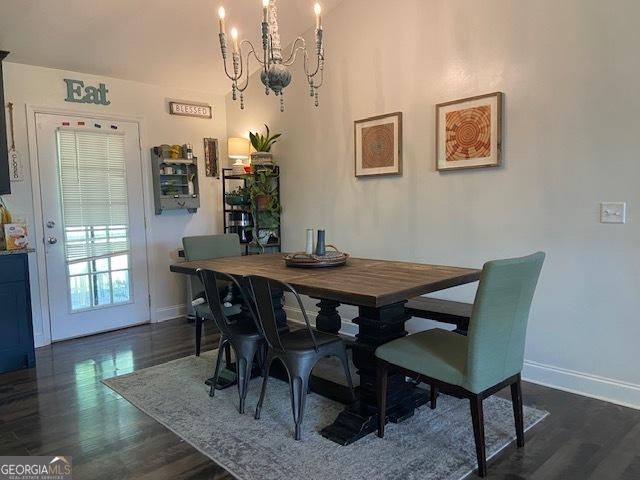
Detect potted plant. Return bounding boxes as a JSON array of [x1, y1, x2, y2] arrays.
[[249, 124, 281, 165], [225, 186, 249, 206], [247, 167, 281, 250]]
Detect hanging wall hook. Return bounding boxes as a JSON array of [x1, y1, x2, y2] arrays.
[[7, 102, 16, 151]]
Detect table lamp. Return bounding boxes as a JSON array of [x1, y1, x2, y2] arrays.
[[228, 137, 250, 175]]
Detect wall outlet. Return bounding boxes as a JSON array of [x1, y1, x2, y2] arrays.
[[600, 202, 626, 224]]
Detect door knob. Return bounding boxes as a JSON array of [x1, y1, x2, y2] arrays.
[[46, 221, 56, 228], [47, 236, 58, 245]]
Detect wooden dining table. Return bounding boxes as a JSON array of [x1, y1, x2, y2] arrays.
[[170, 252, 480, 445]]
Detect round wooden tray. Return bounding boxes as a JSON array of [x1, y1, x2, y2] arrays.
[[284, 246, 349, 268]]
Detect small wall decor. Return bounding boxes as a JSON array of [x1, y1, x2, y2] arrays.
[[203, 138, 220, 178], [64, 79, 110, 105], [6, 103, 24, 183], [169, 101, 212, 119], [151, 145, 200, 214], [436, 92, 503, 171], [354, 112, 402, 177]]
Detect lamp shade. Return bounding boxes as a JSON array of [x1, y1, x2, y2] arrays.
[[228, 137, 250, 159]]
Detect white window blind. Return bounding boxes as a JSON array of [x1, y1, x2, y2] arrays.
[[57, 129, 130, 263]]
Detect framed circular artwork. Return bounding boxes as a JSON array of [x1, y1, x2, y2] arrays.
[[436, 92, 503, 171], [354, 112, 402, 177]]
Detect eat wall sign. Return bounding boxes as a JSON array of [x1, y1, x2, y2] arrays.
[[64, 79, 110, 105]]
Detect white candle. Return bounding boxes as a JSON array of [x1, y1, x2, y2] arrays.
[[305, 229, 315, 255], [218, 6, 226, 34], [262, 0, 269, 23], [314, 3, 322, 30], [231, 27, 239, 53]]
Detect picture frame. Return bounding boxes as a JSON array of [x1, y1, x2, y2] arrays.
[[436, 92, 503, 172], [203, 138, 219, 178], [354, 112, 402, 177]]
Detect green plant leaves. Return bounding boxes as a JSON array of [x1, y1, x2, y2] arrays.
[[248, 125, 282, 152], [247, 166, 281, 233]]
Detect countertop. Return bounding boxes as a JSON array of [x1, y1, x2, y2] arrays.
[[0, 248, 35, 256]]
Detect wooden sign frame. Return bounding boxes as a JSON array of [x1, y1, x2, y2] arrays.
[[169, 102, 212, 119]]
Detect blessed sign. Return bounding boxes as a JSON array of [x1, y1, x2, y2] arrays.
[[169, 102, 212, 119]]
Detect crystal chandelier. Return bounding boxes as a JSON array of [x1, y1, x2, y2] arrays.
[[217, 0, 324, 112]]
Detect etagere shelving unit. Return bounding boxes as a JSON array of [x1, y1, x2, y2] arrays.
[[222, 165, 281, 255]]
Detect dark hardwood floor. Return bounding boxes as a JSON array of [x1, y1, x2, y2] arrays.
[[0, 318, 638, 479]]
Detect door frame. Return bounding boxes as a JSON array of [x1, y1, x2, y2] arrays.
[[26, 105, 154, 346]]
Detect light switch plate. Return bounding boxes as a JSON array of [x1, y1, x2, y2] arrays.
[[600, 202, 626, 224]]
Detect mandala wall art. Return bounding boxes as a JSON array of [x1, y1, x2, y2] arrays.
[[354, 112, 402, 177], [436, 92, 503, 171]]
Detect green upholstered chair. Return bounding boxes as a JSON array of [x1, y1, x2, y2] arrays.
[[375, 252, 545, 478], [182, 234, 242, 356]]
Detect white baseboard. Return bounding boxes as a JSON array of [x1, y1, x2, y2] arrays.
[[33, 332, 47, 348], [283, 305, 640, 410], [522, 360, 640, 410], [154, 304, 187, 323]]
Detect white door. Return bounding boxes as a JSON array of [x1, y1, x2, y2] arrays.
[[35, 113, 150, 341]]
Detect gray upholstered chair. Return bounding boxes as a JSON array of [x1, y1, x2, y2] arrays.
[[375, 252, 545, 477], [182, 234, 242, 356]]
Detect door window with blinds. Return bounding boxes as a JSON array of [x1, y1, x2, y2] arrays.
[[56, 129, 132, 311]]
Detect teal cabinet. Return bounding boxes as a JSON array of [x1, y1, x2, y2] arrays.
[[0, 253, 35, 372]]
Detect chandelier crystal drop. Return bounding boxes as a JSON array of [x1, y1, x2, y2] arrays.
[[217, 0, 325, 112]]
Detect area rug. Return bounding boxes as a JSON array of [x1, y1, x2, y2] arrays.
[[103, 351, 547, 480]]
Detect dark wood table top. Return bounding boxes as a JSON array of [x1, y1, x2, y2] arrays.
[[170, 253, 480, 308]]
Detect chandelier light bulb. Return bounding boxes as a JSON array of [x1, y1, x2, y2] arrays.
[[230, 27, 239, 52], [218, 6, 226, 35], [262, 0, 269, 8], [314, 3, 322, 30]]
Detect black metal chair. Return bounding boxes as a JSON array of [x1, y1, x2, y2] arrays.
[[248, 275, 355, 440], [197, 268, 265, 414], [183, 234, 242, 356]]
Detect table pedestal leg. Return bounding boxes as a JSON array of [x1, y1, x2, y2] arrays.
[[271, 288, 288, 329], [320, 301, 428, 445], [314, 298, 342, 334]]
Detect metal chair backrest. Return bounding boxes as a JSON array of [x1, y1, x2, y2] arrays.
[[196, 268, 261, 336], [247, 275, 319, 353]]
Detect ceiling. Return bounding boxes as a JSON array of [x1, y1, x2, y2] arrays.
[[0, 0, 342, 94]]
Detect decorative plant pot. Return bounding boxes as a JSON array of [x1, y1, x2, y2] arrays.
[[225, 194, 249, 206], [255, 194, 271, 210], [250, 152, 273, 165]]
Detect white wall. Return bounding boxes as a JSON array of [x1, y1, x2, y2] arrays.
[[3, 62, 227, 346], [226, 0, 640, 408]]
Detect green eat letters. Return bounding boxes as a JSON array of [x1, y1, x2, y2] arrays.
[[64, 79, 110, 105]]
